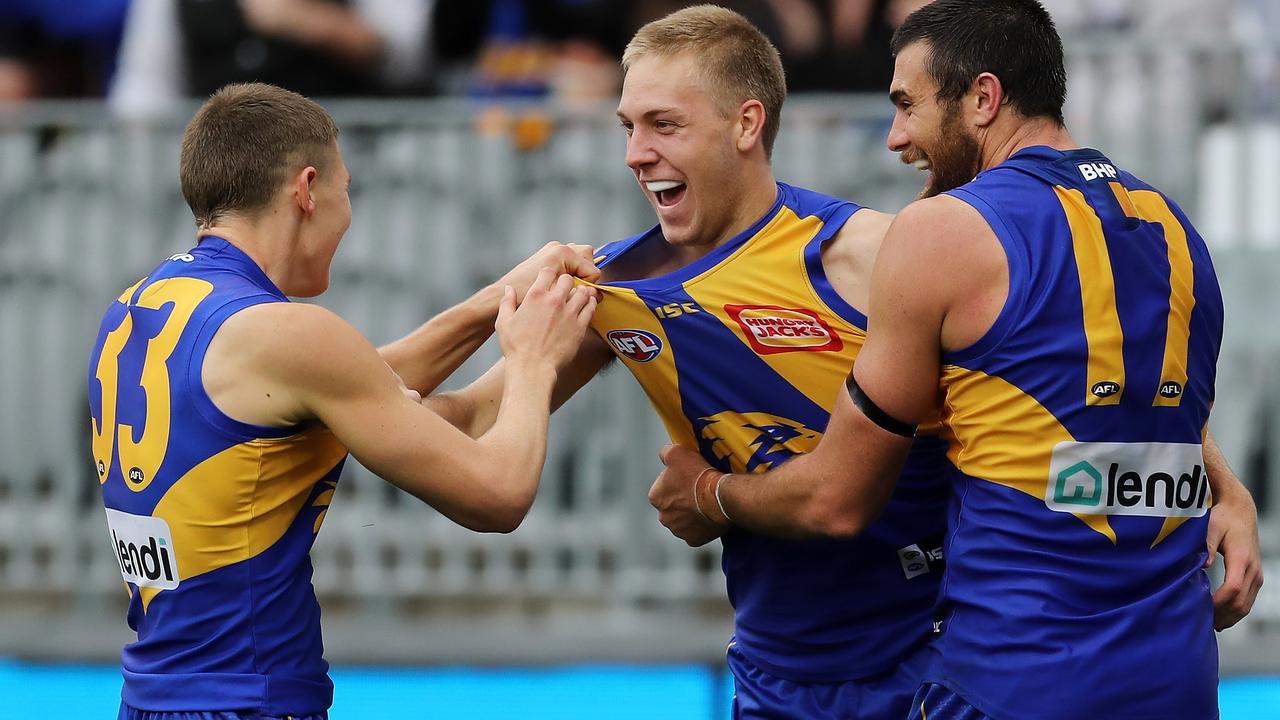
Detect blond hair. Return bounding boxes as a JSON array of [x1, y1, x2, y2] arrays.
[[623, 5, 786, 158], [180, 83, 340, 229]]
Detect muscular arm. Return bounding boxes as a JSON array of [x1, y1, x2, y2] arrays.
[[207, 273, 595, 533], [1203, 432, 1264, 630], [652, 197, 1006, 542], [427, 331, 615, 438], [379, 242, 600, 395]]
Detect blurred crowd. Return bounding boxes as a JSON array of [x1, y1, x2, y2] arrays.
[[0, 0, 1274, 117]]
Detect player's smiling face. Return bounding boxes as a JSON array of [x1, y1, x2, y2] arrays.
[[618, 52, 742, 250], [886, 41, 981, 198]]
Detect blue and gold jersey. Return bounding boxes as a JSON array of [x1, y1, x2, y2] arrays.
[[87, 237, 348, 714], [590, 183, 950, 682], [929, 147, 1223, 719]]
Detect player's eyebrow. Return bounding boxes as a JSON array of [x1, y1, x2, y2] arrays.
[[616, 107, 679, 120]]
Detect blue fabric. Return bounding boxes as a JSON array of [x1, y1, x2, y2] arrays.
[[728, 639, 934, 719], [119, 704, 326, 720], [907, 683, 990, 720]]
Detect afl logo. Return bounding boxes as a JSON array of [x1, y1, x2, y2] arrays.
[[606, 329, 663, 362], [1159, 381, 1184, 399], [1091, 381, 1121, 399]]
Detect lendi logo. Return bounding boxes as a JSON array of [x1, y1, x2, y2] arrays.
[[1046, 441, 1209, 518], [104, 508, 180, 589]]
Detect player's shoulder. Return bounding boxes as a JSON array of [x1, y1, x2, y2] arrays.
[[878, 195, 1003, 287], [214, 301, 369, 379], [891, 194, 990, 250]]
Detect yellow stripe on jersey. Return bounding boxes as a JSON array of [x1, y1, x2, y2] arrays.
[[940, 366, 1116, 543], [586, 282, 698, 449], [139, 428, 346, 611], [1055, 187, 1125, 407], [1129, 190, 1196, 409], [690, 207, 864, 414]]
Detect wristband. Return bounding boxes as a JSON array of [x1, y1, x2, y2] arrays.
[[693, 468, 731, 528]]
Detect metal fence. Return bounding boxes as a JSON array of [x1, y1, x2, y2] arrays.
[[1, 38, 1279, 668]]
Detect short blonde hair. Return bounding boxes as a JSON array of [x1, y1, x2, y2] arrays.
[[623, 5, 786, 158]]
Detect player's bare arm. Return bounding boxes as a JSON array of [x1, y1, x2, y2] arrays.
[[1203, 432, 1265, 630], [426, 333, 615, 439], [380, 242, 600, 394], [205, 268, 596, 532], [426, 259, 638, 437], [651, 195, 1006, 543]]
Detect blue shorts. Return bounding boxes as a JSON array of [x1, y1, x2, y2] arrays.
[[907, 683, 991, 720], [727, 640, 933, 719], [119, 705, 326, 720]]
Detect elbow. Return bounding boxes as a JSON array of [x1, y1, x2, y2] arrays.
[[462, 486, 536, 534], [801, 490, 879, 540], [807, 506, 872, 540]]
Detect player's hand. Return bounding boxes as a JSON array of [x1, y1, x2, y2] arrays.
[[499, 242, 601, 301], [649, 444, 725, 547], [495, 268, 597, 370], [1206, 486, 1264, 631]]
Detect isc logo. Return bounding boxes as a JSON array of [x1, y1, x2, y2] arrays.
[[1078, 162, 1118, 181], [606, 329, 663, 362], [104, 508, 181, 590]]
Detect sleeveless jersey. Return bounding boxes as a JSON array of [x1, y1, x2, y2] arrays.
[[589, 182, 950, 682], [928, 147, 1224, 719], [87, 237, 348, 714]]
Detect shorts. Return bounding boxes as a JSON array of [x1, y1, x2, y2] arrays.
[[118, 705, 326, 720], [727, 639, 933, 719], [907, 683, 992, 720]]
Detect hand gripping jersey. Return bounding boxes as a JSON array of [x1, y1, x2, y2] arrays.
[[928, 147, 1224, 720], [589, 183, 950, 682], [87, 237, 348, 714]]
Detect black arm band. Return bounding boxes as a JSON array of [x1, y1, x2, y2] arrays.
[[845, 373, 917, 438]]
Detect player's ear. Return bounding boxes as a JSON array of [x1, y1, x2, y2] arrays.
[[971, 72, 1003, 128], [736, 99, 766, 154], [290, 166, 319, 215]]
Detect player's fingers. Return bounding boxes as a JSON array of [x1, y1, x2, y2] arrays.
[[564, 285, 590, 315], [529, 267, 556, 295], [497, 285, 516, 324], [566, 244, 602, 281], [577, 294, 598, 325], [551, 272, 576, 300], [648, 472, 665, 507], [1204, 520, 1226, 568]]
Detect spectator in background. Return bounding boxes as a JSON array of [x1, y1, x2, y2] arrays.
[[0, 0, 129, 100], [109, 0, 434, 119], [752, 0, 932, 93], [432, 0, 630, 103]]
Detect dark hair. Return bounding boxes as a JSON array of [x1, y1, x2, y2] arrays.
[[891, 0, 1066, 125], [180, 83, 340, 228]]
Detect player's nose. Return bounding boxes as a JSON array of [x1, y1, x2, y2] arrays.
[[625, 130, 659, 170], [886, 111, 909, 152]]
